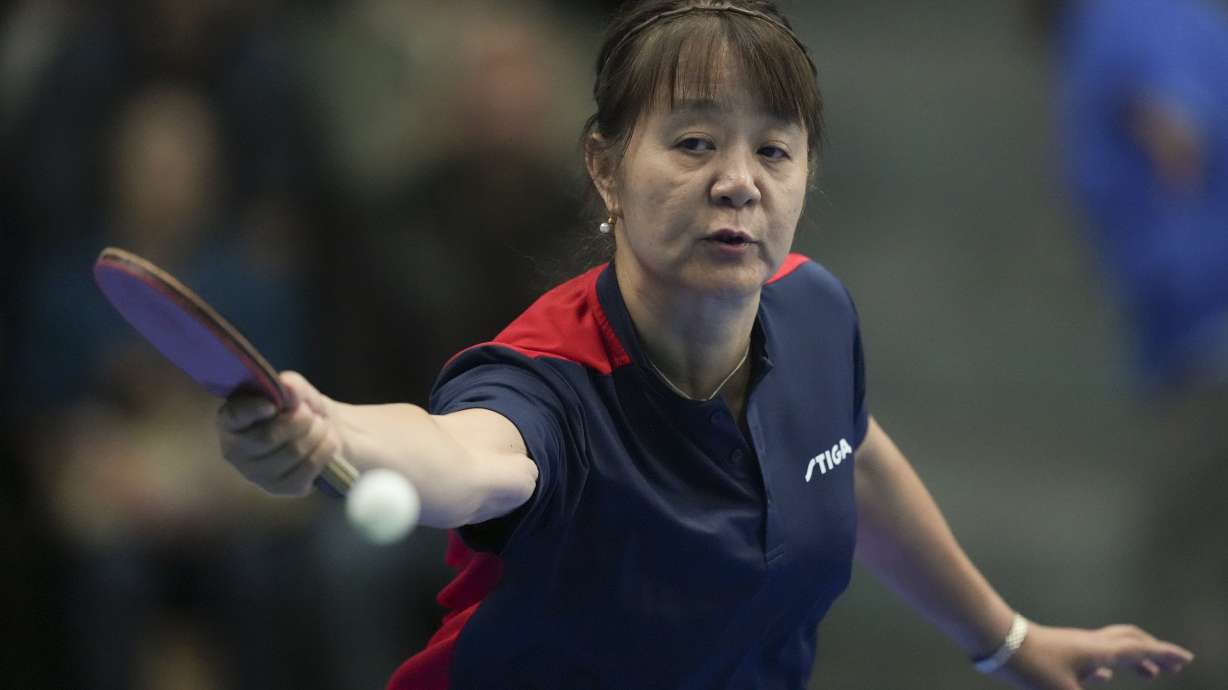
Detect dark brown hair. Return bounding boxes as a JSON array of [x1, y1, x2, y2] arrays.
[[584, 0, 823, 172]]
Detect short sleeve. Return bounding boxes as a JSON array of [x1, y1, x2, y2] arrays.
[[852, 322, 868, 447], [429, 346, 576, 553], [842, 286, 869, 447]]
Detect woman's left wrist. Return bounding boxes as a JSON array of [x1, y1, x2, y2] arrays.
[[971, 612, 1030, 674]]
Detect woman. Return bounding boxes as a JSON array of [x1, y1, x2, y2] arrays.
[[218, 1, 1194, 688]]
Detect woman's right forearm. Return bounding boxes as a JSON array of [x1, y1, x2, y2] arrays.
[[217, 373, 536, 526], [328, 401, 537, 528]]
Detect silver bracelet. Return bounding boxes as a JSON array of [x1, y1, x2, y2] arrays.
[[973, 613, 1029, 674]]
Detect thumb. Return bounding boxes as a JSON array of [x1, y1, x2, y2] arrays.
[[278, 370, 329, 415]]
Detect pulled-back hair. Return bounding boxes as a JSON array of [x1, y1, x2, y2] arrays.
[[584, 0, 823, 170]]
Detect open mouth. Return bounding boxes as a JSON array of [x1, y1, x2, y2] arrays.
[[707, 229, 754, 246]]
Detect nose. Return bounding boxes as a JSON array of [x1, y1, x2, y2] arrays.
[[710, 151, 761, 209]]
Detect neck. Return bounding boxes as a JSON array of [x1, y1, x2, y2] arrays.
[[615, 259, 759, 402]]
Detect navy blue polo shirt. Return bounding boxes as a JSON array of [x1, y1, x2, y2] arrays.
[[388, 254, 868, 690]]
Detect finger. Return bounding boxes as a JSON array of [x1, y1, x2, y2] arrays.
[[284, 407, 331, 469], [221, 404, 320, 477], [245, 409, 330, 486], [279, 370, 305, 409], [1081, 666, 1113, 685], [225, 429, 304, 485], [237, 445, 308, 486], [280, 370, 329, 416], [1160, 643, 1194, 668], [1135, 659, 1160, 679], [222, 399, 318, 457], [1103, 624, 1188, 659], [217, 396, 278, 432], [269, 416, 335, 495], [1109, 639, 1195, 672], [1102, 624, 1146, 638], [271, 450, 323, 496]]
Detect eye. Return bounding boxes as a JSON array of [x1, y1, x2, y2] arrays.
[[676, 137, 714, 153], [759, 145, 790, 161]]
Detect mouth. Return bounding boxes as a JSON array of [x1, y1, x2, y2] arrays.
[[704, 229, 756, 247]]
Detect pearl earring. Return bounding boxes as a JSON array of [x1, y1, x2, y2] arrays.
[[598, 216, 615, 234]]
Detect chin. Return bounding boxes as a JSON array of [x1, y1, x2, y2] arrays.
[[684, 261, 770, 299]]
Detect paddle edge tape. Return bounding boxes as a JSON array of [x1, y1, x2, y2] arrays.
[[93, 247, 358, 498], [93, 246, 288, 408]]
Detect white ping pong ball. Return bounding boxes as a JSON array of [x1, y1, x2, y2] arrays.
[[346, 469, 420, 545]]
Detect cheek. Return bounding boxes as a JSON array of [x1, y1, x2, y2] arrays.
[[788, 197, 806, 228], [623, 160, 692, 226], [773, 179, 807, 231]]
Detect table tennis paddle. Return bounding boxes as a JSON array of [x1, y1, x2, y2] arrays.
[[93, 246, 357, 498]]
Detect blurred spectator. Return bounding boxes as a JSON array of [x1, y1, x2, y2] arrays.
[[1039, 2, 1228, 685], [0, 3, 84, 685], [314, 1, 589, 404], [22, 81, 321, 690], [300, 5, 591, 688], [351, 18, 583, 399], [5, 1, 591, 687], [2, 2, 333, 687], [1049, 0, 1228, 395], [298, 0, 592, 212]]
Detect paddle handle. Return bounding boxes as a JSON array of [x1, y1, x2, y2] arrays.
[[315, 455, 360, 498]]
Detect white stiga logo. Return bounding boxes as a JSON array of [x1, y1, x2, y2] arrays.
[[805, 439, 853, 482]]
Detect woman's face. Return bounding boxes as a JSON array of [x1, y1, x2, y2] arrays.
[[600, 66, 810, 300]]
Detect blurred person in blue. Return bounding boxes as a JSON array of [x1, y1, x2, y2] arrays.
[[1051, 0, 1228, 394], [1035, 3, 1228, 686]]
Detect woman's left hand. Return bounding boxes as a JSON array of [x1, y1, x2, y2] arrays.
[[993, 622, 1193, 689]]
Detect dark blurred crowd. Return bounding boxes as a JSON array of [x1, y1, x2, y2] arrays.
[[2, 0, 1226, 689], [0, 1, 613, 688]]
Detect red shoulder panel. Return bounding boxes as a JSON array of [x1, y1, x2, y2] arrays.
[[390, 267, 635, 688], [446, 264, 632, 375], [385, 533, 504, 690], [766, 253, 811, 284]]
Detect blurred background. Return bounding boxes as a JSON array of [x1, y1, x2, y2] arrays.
[[1, 0, 1224, 688]]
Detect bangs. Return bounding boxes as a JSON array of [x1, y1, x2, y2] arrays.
[[609, 12, 822, 157]]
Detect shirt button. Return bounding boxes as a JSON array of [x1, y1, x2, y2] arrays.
[[729, 449, 745, 464], [709, 410, 727, 425]]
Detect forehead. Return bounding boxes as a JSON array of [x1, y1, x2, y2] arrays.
[[627, 20, 814, 136], [632, 55, 803, 139]]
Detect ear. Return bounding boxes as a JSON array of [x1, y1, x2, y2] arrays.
[[584, 133, 620, 216]]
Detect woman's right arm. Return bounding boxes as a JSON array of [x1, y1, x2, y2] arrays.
[[217, 371, 539, 529]]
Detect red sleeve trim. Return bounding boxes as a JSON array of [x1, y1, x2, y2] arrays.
[[442, 264, 631, 375], [385, 533, 504, 690], [766, 253, 811, 284]]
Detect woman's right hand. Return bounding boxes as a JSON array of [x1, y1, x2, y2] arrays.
[[216, 371, 343, 496], [218, 370, 538, 527]]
